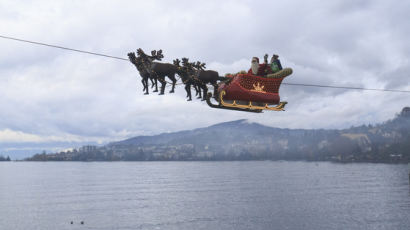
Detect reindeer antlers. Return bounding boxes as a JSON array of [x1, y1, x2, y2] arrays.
[[136, 48, 164, 61], [181, 57, 190, 65], [195, 61, 206, 70], [127, 52, 137, 63], [132, 49, 208, 70], [179, 58, 207, 70], [173, 58, 181, 66], [191, 61, 206, 70], [150, 49, 164, 60]]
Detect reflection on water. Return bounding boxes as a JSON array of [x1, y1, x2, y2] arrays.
[[1, 161, 409, 230]]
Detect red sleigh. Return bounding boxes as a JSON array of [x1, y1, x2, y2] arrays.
[[206, 68, 293, 113]]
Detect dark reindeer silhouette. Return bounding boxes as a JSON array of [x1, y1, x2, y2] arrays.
[[182, 58, 204, 99], [137, 48, 177, 95], [186, 60, 223, 100], [174, 58, 200, 101], [128, 52, 154, 95]]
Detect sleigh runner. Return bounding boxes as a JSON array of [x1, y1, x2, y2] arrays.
[[206, 68, 293, 113]]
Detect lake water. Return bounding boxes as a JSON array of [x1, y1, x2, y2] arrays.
[[0, 161, 409, 230]]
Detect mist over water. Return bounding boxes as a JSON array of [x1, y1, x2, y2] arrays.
[[1, 161, 409, 230]]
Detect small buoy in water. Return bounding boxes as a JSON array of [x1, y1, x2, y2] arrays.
[[70, 221, 73, 224], [81, 221, 84, 225]]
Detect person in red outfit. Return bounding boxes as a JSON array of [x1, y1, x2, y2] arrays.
[[248, 55, 272, 76]]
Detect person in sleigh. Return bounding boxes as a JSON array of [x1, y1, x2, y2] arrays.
[[248, 54, 272, 77], [270, 54, 283, 73]]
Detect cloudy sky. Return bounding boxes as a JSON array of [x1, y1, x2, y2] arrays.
[[1, 0, 409, 158]]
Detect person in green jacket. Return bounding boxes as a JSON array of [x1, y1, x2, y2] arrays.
[[270, 54, 283, 73]]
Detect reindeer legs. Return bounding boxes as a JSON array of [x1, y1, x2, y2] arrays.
[[153, 78, 158, 92], [169, 74, 176, 93], [158, 77, 166, 95], [212, 84, 218, 99], [202, 86, 208, 101], [142, 79, 149, 95], [185, 83, 192, 101], [150, 78, 155, 88], [196, 85, 202, 99], [194, 85, 201, 97]]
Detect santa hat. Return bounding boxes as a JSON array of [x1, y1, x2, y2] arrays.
[[252, 57, 259, 63]]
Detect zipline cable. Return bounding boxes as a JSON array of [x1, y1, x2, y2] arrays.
[[281, 83, 410, 93], [0, 35, 128, 61], [1, 35, 410, 93]]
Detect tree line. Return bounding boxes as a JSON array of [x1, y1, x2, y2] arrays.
[[0, 155, 11, 161]]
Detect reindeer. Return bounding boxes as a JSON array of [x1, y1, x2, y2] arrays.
[[174, 58, 200, 101], [137, 48, 177, 95], [187, 60, 223, 100], [181, 58, 204, 99], [128, 52, 154, 95]]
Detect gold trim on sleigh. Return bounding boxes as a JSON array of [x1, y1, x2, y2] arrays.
[[250, 82, 266, 93], [219, 90, 287, 111]]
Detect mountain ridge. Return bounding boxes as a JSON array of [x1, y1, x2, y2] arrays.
[[27, 107, 410, 163]]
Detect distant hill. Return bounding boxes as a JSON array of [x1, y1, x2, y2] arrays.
[[27, 107, 410, 163], [0, 155, 11, 161]]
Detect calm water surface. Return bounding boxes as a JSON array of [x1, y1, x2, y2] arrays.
[[0, 161, 409, 230]]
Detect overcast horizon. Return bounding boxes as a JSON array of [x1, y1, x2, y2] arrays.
[[1, 0, 410, 158]]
